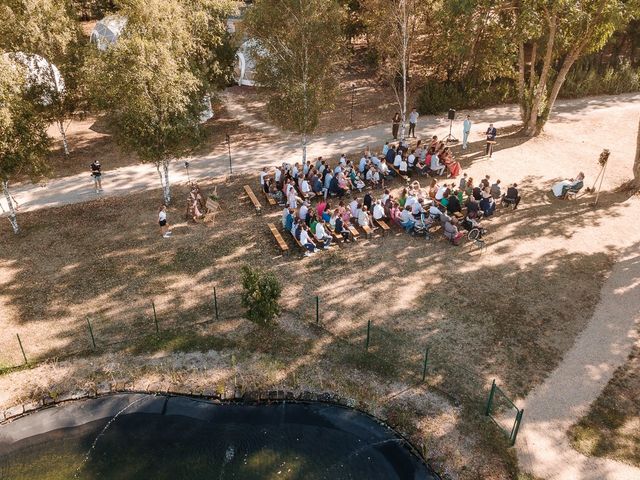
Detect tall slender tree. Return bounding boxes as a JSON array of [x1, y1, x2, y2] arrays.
[[244, 0, 343, 162], [0, 57, 50, 234]]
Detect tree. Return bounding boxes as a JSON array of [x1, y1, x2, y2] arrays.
[[516, 0, 639, 136], [244, 0, 343, 162], [363, 0, 422, 139], [86, 0, 232, 204], [0, 0, 84, 155], [0, 57, 50, 234], [240, 265, 282, 325]]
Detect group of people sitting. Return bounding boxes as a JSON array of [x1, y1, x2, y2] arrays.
[[277, 165, 522, 251], [384, 136, 462, 178], [551, 172, 585, 199]]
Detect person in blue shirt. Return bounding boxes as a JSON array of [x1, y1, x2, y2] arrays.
[[462, 115, 472, 150]]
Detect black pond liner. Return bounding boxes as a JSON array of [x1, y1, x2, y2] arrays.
[[0, 393, 441, 480]]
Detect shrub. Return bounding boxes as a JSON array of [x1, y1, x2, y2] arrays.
[[417, 79, 516, 115], [240, 265, 282, 325], [560, 60, 640, 98]]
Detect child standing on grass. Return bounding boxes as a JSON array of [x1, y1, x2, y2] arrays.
[[159, 205, 172, 238]]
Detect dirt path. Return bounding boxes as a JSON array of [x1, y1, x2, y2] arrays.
[[2, 91, 637, 215], [514, 243, 640, 480]]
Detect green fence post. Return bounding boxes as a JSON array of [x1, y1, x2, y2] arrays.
[[213, 287, 219, 321], [510, 409, 524, 446], [485, 379, 496, 416], [365, 320, 371, 350], [315, 296, 319, 325], [86, 318, 96, 349], [16, 333, 27, 365], [152, 300, 159, 334], [421, 346, 430, 382]]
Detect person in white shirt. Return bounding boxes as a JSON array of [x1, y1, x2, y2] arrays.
[[340, 154, 347, 165], [299, 202, 309, 220], [301, 179, 312, 196], [381, 189, 390, 205], [287, 189, 298, 209], [430, 150, 445, 176], [429, 204, 442, 219], [365, 168, 374, 182], [358, 206, 371, 227], [314, 220, 332, 248], [399, 206, 415, 232], [399, 158, 408, 174], [373, 201, 385, 220], [299, 225, 317, 255], [260, 167, 268, 188], [407, 151, 416, 168], [281, 207, 289, 227], [394, 153, 402, 168], [158, 204, 171, 238], [349, 198, 359, 219], [462, 115, 472, 149], [379, 161, 390, 178], [292, 163, 299, 179], [405, 194, 417, 209], [371, 154, 381, 167], [435, 185, 447, 201], [274, 167, 282, 186], [411, 198, 425, 217], [372, 169, 381, 186], [408, 108, 419, 138]]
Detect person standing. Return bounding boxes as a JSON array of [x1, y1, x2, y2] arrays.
[[408, 108, 419, 138], [485, 123, 497, 155], [158, 204, 172, 238], [391, 112, 401, 139], [462, 115, 472, 150], [90, 160, 103, 193]]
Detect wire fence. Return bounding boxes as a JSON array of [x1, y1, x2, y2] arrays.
[[2, 290, 524, 445]]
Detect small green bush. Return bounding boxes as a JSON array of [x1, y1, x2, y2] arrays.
[[417, 79, 516, 114], [240, 265, 282, 325], [560, 60, 640, 98]]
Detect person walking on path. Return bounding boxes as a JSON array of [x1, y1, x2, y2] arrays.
[[408, 108, 419, 138], [391, 112, 401, 140], [462, 115, 472, 149], [90, 160, 103, 193], [158, 204, 172, 238]]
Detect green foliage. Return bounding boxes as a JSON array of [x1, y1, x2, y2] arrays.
[[561, 60, 640, 98], [244, 0, 343, 138], [0, 57, 50, 183], [417, 79, 516, 115], [240, 265, 282, 326]]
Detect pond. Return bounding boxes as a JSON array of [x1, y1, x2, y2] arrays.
[[0, 394, 440, 479]]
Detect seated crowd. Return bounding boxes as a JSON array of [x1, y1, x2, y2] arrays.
[[260, 141, 522, 252]]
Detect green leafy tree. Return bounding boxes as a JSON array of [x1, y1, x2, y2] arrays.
[[0, 0, 84, 155], [86, 0, 233, 204], [240, 265, 282, 325], [0, 57, 50, 234], [516, 0, 640, 136], [244, 0, 343, 162]]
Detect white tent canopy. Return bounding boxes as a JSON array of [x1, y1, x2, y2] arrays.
[[90, 15, 127, 51], [3, 52, 65, 105]]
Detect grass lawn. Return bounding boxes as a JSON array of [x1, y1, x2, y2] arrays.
[[569, 344, 640, 467], [1, 166, 624, 479]]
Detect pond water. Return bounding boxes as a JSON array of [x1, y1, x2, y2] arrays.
[[0, 394, 439, 479]]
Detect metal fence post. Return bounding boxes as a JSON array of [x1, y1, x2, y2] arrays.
[[86, 318, 96, 349], [422, 346, 430, 382], [365, 320, 371, 350], [315, 296, 319, 325], [213, 287, 219, 321], [510, 409, 524, 446], [152, 300, 159, 334], [485, 379, 496, 416], [16, 334, 27, 365]]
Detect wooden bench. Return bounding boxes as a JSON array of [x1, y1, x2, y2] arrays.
[[374, 218, 391, 236], [268, 223, 289, 253], [389, 164, 410, 183], [347, 225, 360, 238], [203, 198, 220, 223], [244, 185, 262, 214], [262, 188, 277, 206], [361, 224, 373, 238], [325, 224, 343, 245]]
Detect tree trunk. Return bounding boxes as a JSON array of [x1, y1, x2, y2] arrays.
[[57, 119, 70, 156], [634, 115, 640, 187], [525, 16, 556, 136], [400, 0, 408, 140], [162, 160, 171, 205], [518, 42, 526, 121], [2, 181, 20, 234]]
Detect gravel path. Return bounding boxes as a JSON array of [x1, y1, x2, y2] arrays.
[[514, 243, 640, 480], [2, 91, 637, 215]]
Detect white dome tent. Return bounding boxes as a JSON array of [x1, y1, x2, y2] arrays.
[[90, 15, 127, 52], [233, 39, 258, 87], [3, 52, 65, 105], [89, 15, 212, 122]]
